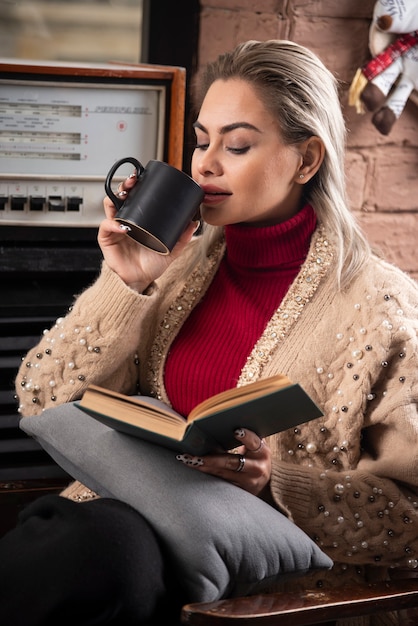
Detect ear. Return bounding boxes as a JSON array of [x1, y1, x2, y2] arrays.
[[295, 136, 325, 184]]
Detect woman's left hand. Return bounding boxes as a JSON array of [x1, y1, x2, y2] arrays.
[[176, 428, 271, 496]]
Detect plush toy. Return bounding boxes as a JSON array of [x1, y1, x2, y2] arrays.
[[349, 0, 418, 135]]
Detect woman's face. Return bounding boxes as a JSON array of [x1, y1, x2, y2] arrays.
[[191, 78, 305, 227]]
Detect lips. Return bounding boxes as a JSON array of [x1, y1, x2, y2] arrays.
[[200, 185, 231, 204]]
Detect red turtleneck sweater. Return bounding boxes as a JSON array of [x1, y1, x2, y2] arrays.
[[164, 204, 317, 416]]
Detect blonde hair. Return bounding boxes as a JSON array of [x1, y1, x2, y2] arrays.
[[190, 39, 371, 289]]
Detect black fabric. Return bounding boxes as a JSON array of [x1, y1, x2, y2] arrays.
[[0, 495, 184, 626]]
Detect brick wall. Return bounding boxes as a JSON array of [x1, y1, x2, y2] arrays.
[[198, 0, 418, 279]]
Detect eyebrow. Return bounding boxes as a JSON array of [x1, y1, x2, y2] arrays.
[[193, 120, 262, 134]]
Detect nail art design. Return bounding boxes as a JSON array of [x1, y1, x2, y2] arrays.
[[234, 428, 245, 438], [176, 454, 204, 466]]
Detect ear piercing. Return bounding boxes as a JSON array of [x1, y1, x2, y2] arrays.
[[299, 174, 305, 179]]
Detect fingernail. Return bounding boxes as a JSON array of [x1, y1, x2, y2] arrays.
[[119, 224, 132, 232], [176, 454, 204, 466], [234, 428, 245, 438], [129, 172, 136, 179]]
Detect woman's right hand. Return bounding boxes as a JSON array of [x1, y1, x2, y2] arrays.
[[99, 174, 199, 293]]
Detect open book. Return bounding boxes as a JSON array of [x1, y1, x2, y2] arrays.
[[76, 374, 323, 455]]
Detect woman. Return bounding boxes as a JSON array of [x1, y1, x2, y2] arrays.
[[5, 40, 418, 625]]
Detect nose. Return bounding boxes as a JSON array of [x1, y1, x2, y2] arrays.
[[376, 14, 392, 31], [194, 147, 222, 177]]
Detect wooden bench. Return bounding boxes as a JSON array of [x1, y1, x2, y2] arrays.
[[181, 576, 418, 625]]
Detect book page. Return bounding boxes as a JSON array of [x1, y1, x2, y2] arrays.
[[188, 373, 291, 421], [82, 386, 186, 422]]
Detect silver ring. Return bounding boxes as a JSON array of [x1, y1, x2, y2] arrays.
[[235, 455, 245, 473]]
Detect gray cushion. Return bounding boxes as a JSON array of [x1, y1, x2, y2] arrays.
[[21, 402, 332, 602]]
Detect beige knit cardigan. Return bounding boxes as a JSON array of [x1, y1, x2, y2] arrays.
[[17, 227, 418, 625]]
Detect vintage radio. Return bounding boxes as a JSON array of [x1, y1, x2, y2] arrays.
[[0, 59, 185, 228], [0, 59, 186, 490]]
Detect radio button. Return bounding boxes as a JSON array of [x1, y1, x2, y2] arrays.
[[67, 196, 83, 212], [10, 196, 26, 211], [48, 196, 65, 211], [30, 196, 45, 211]]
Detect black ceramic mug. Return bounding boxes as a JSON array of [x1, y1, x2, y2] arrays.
[[105, 157, 204, 254]]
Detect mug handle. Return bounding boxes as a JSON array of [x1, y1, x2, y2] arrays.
[[104, 157, 145, 209]]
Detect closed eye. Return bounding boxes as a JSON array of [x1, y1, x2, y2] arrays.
[[194, 144, 250, 155], [227, 146, 250, 155]]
